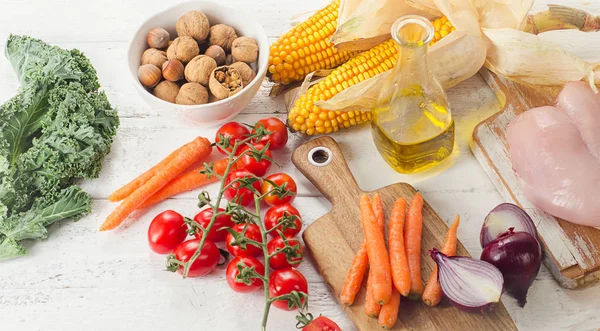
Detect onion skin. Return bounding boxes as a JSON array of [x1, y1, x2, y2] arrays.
[[480, 203, 537, 248], [480, 229, 541, 307]]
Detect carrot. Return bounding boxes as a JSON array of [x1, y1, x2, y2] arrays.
[[139, 158, 232, 209], [364, 269, 381, 317], [340, 194, 385, 305], [378, 289, 401, 328], [405, 193, 424, 300], [108, 143, 191, 202], [422, 214, 460, 307], [100, 137, 212, 231], [360, 194, 392, 305], [389, 197, 411, 297]]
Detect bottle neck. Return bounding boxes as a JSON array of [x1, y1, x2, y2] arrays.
[[396, 43, 431, 86]]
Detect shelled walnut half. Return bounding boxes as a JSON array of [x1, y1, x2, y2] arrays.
[[209, 66, 243, 100]]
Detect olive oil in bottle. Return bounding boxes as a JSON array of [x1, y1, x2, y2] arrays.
[[371, 16, 454, 174]]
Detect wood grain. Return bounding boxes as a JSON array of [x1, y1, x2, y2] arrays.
[[471, 68, 600, 289], [293, 136, 516, 331]]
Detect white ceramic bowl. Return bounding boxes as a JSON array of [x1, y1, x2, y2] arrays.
[[128, 1, 268, 126]]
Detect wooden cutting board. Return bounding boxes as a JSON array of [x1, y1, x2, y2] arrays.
[[471, 69, 600, 289], [293, 136, 516, 331]]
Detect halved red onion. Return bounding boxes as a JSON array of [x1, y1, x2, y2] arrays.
[[431, 249, 504, 313], [480, 203, 537, 248]]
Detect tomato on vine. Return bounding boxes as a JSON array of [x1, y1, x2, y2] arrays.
[[236, 143, 273, 177], [224, 169, 262, 207], [193, 208, 234, 242], [226, 256, 265, 293], [265, 204, 302, 237], [147, 210, 187, 254], [226, 223, 263, 257], [215, 121, 250, 155], [269, 268, 308, 310], [170, 239, 220, 278], [268, 236, 303, 269], [297, 313, 342, 331], [262, 173, 297, 206], [252, 117, 288, 150]]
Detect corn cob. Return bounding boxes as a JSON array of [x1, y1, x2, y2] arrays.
[[288, 17, 454, 135], [430, 16, 456, 46], [268, 0, 358, 85]]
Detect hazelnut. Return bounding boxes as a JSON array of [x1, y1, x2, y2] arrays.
[[176, 11, 210, 42], [167, 36, 200, 63], [205, 45, 226, 66], [209, 66, 243, 100], [141, 48, 167, 68], [184, 55, 217, 86], [147, 28, 170, 49], [176, 82, 209, 105], [231, 37, 258, 63], [153, 80, 180, 103], [162, 59, 184, 82], [209, 24, 238, 52], [229, 62, 256, 87], [138, 64, 162, 87]]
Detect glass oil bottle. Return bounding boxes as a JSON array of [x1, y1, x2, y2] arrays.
[[371, 15, 454, 174]]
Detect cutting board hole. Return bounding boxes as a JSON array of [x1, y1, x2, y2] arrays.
[[309, 147, 332, 166]]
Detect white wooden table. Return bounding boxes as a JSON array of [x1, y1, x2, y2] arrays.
[[1, 1, 600, 330]]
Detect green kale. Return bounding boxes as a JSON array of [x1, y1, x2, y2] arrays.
[[0, 35, 119, 260]]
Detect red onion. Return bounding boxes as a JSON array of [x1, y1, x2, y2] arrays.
[[480, 228, 541, 307], [480, 203, 537, 248], [430, 249, 504, 313]]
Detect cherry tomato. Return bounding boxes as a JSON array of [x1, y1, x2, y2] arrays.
[[268, 236, 303, 269], [193, 208, 234, 242], [265, 204, 302, 238], [147, 210, 187, 254], [224, 169, 262, 207], [226, 256, 265, 293], [269, 268, 308, 310], [226, 223, 263, 257], [236, 143, 273, 177], [261, 173, 297, 206], [172, 239, 220, 277], [252, 117, 288, 150], [301, 315, 342, 331], [215, 121, 250, 155]]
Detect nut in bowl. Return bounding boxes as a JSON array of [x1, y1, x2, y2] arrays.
[[128, 1, 268, 126]]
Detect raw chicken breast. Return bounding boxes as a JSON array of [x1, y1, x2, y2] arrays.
[[507, 103, 600, 227]]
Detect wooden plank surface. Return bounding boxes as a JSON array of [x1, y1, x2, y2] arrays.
[[471, 69, 600, 289], [295, 137, 516, 330]]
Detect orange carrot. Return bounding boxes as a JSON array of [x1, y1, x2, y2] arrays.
[[108, 143, 191, 202], [389, 198, 411, 297], [378, 289, 401, 328], [100, 137, 212, 231], [139, 158, 232, 209], [365, 269, 381, 317], [405, 193, 424, 300], [360, 194, 392, 305], [340, 194, 385, 305], [422, 214, 460, 306]]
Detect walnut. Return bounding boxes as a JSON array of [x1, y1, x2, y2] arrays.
[[147, 28, 170, 49], [153, 81, 180, 103], [176, 82, 209, 105], [141, 48, 167, 68], [231, 37, 258, 63], [229, 62, 256, 87], [208, 92, 219, 103], [167, 36, 200, 63], [209, 66, 243, 100], [208, 24, 238, 52], [176, 11, 210, 42], [184, 55, 217, 86], [205, 45, 226, 66]]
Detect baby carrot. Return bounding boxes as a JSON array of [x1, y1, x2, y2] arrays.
[[100, 137, 212, 231], [108, 143, 192, 202], [365, 269, 381, 317], [422, 215, 460, 307], [139, 158, 232, 209], [378, 289, 401, 328], [389, 197, 411, 297], [361, 194, 392, 305], [405, 193, 424, 300], [340, 194, 385, 305]]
